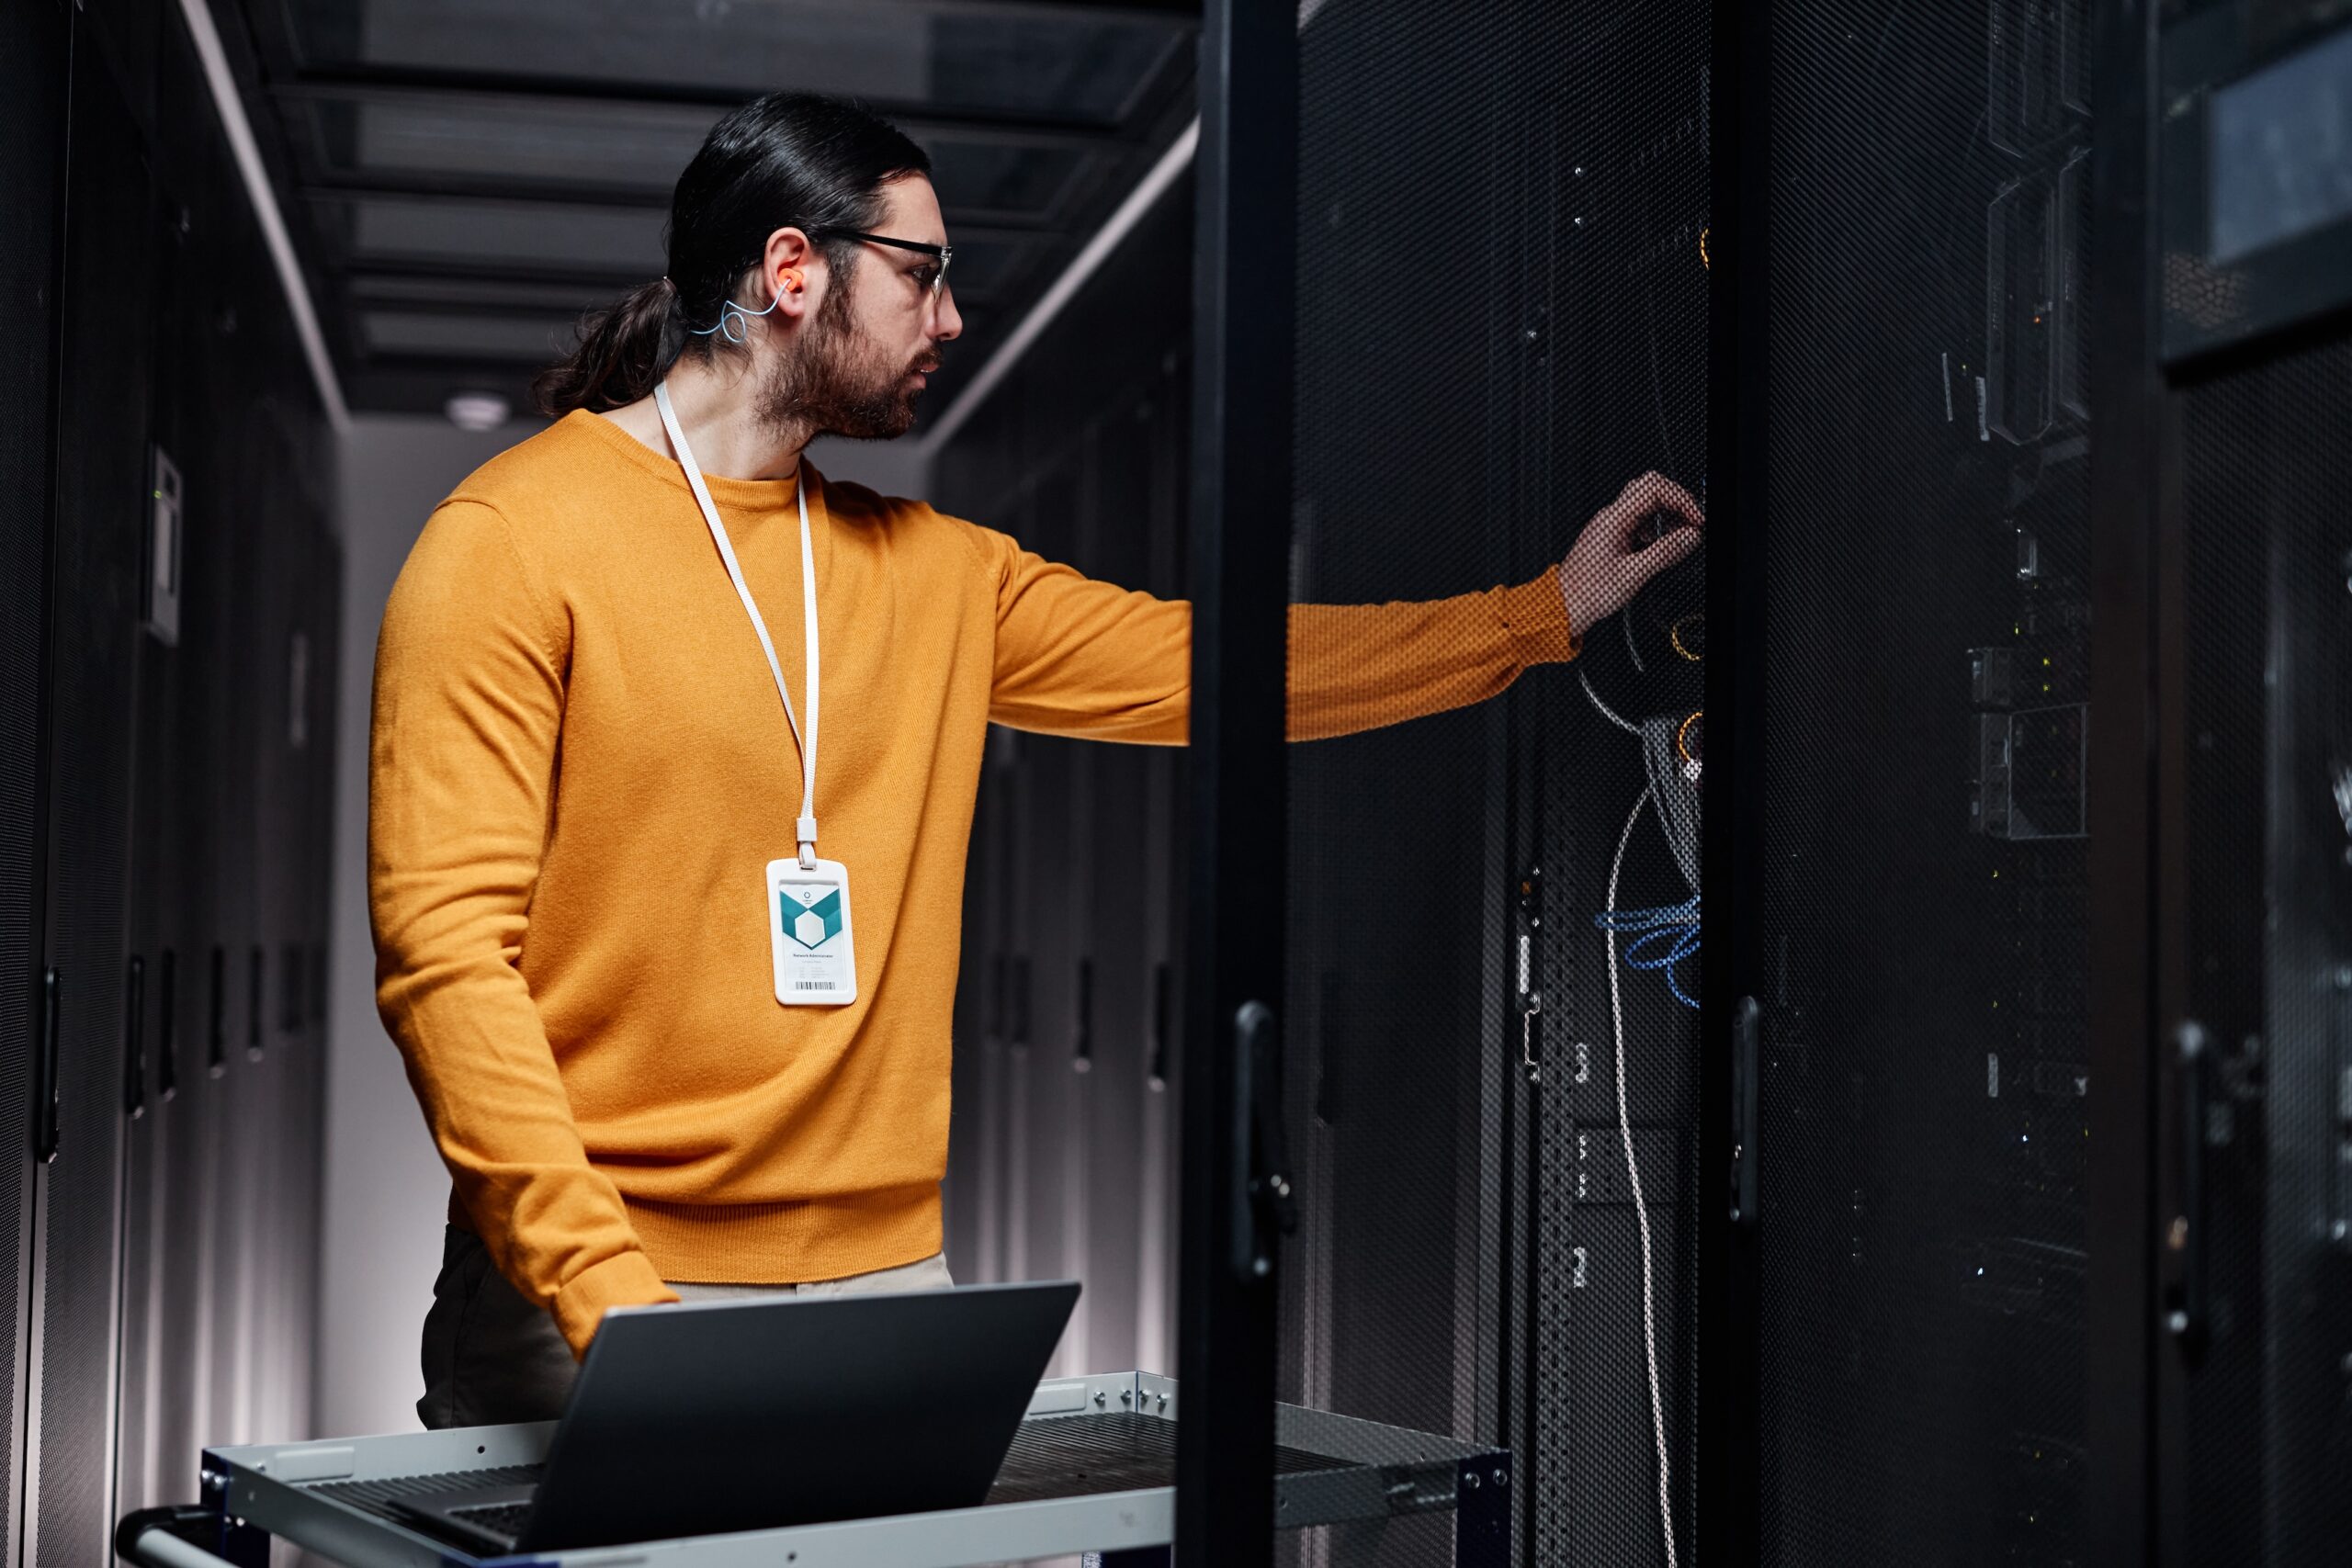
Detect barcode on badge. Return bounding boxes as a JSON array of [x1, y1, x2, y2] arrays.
[[793, 979, 837, 992]]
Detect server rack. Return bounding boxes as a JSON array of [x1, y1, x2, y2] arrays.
[[1071, 399, 1160, 1382], [0, 0, 68, 1555], [31, 34, 158, 1568], [934, 0, 2352, 1562], [935, 168, 1196, 1395], [9, 3, 341, 1562], [2149, 8, 2352, 1568], [1178, 1, 1718, 1563], [1719, 1, 2109, 1563], [1527, 11, 1711, 1566]]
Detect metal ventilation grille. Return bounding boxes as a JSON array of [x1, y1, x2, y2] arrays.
[[308, 1465, 548, 1528], [1755, 2, 2094, 1563]]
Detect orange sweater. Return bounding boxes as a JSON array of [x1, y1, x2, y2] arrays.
[[370, 409, 1579, 1356]]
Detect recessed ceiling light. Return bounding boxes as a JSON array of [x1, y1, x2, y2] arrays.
[[444, 391, 511, 431]]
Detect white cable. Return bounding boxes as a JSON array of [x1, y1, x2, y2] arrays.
[[1581, 667, 1642, 735], [1606, 784, 1678, 1568]]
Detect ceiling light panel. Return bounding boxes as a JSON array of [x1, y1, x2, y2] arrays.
[[283, 0, 1182, 124], [315, 193, 665, 271]]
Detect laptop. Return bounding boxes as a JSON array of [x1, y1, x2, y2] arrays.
[[392, 1279, 1080, 1555]]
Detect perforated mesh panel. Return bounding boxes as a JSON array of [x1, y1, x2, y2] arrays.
[[1281, 5, 1527, 1560], [1754, 4, 2094, 1563], [2177, 334, 2352, 1568], [1531, 9, 1710, 1563], [1283, 3, 1706, 1565]]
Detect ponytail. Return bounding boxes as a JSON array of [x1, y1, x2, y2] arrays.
[[531, 276, 682, 417]]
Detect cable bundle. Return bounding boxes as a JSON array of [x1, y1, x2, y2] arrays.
[[1593, 896, 1700, 1009]]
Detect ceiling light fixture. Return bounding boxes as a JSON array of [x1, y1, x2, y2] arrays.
[[444, 391, 512, 432]]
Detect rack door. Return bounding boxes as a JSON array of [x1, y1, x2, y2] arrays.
[[1724, 2, 2115, 1564]]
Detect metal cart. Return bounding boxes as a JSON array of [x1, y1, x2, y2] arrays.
[[117, 1371, 1511, 1568]]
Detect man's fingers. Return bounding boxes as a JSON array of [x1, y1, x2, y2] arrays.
[[1597, 471, 1705, 545], [1620, 470, 1704, 528], [1631, 521, 1702, 575]]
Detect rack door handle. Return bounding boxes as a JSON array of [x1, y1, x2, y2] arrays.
[[35, 969, 61, 1163], [157, 948, 178, 1100], [246, 945, 265, 1062], [2166, 1021, 2211, 1354], [1148, 962, 1171, 1092], [1731, 995, 1759, 1228], [124, 954, 146, 1120], [1230, 999, 1295, 1282]]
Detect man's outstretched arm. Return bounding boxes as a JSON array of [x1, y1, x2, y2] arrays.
[[982, 472, 1702, 744]]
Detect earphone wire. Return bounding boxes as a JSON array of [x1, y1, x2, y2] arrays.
[[687, 290, 781, 346]]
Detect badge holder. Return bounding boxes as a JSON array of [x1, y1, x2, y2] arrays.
[[769, 855, 856, 1006]]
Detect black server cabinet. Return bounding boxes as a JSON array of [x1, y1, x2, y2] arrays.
[[1723, 1, 2105, 1563], [0, 1, 69, 1559], [2167, 337, 2352, 1568], [1179, 0, 1718, 1559], [1526, 11, 1711, 1568], [0, 2, 336, 1553], [29, 32, 155, 1568], [105, 0, 339, 1526], [113, 132, 193, 1531], [1205, 0, 1713, 1562], [1020, 462, 1082, 1344], [2150, 9, 2352, 1567], [1137, 0, 2349, 1562], [1138, 358, 1191, 1382], [1074, 405, 1158, 1382]]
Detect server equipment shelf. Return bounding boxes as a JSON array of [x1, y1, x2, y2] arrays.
[[117, 1371, 1511, 1568]]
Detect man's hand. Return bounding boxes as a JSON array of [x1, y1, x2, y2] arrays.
[[1557, 472, 1704, 638]]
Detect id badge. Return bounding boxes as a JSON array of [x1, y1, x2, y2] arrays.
[[768, 857, 856, 1006]]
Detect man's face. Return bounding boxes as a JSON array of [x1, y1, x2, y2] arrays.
[[758, 175, 962, 441]]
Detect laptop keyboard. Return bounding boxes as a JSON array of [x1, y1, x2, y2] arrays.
[[450, 1501, 533, 1540]]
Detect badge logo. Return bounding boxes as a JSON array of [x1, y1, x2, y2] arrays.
[[780, 886, 843, 950]]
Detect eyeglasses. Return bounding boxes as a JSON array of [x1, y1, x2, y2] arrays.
[[814, 228, 954, 302]]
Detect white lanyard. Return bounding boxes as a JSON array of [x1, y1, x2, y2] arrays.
[[653, 380, 821, 869]]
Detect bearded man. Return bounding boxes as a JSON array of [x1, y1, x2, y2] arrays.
[[370, 91, 1701, 1427]]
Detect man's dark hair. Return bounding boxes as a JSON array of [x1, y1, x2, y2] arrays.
[[532, 92, 931, 416]]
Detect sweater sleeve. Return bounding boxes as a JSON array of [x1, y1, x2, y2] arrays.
[[369, 498, 678, 1359], [978, 525, 1581, 743]]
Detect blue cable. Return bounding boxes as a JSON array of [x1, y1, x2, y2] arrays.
[[1595, 896, 1700, 1010]]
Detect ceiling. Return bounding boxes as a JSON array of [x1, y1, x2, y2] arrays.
[[209, 0, 1201, 421]]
